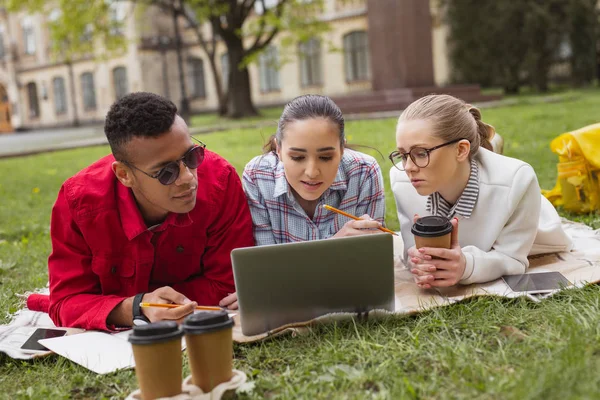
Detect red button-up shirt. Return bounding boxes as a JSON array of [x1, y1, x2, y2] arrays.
[[48, 151, 254, 331]]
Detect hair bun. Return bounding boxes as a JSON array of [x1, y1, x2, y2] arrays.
[[483, 122, 496, 142], [466, 104, 482, 121], [466, 104, 494, 150]]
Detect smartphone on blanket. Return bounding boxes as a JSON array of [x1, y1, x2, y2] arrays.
[[20, 328, 67, 353], [501, 272, 571, 294]]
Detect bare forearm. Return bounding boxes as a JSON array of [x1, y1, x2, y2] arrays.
[[106, 296, 134, 327]]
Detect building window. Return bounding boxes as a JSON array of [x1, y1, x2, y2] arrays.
[[258, 46, 280, 92], [188, 58, 206, 99], [80, 72, 97, 110], [343, 31, 370, 82], [254, 0, 278, 14], [26, 82, 40, 118], [113, 67, 128, 100], [298, 38, 322, 87], [81, 24, 94, 43], [221, 53, 229, 89], [0, 25, 5, 58], [109, 2, 127, 36], [53, 77, 67, 115], [22, 17, 36, 55]]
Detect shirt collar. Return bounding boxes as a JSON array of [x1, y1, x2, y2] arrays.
[[272, 155, 349, 199], [426, 158, 479, 218], [116, 181, 193, 240]]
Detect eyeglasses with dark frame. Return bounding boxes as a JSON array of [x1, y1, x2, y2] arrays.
[[121, 137, 207, 185], [389, 138, 467, 171]]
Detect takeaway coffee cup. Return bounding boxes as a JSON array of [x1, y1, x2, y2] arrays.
[[183, 311, 234, 393], [411, 215, 453, 250], [128, 321, 184, 400]]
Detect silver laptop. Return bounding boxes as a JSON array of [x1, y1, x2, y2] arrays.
[[231, 234, 395, 336]]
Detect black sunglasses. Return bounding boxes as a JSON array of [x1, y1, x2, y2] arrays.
[[122, 138, 206, 185], [389, 138, 466, 171]]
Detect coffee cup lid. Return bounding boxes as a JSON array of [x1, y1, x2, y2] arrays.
[[128, 321, 184, 345], [182, 311, 234, 334], [411, 216, 453, 238]]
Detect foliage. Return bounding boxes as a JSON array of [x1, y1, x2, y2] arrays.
[[440, 0, 599, 93], [2, 0, 332, 118], [567, 0, 599, 86], [3, 0, 127, 62]]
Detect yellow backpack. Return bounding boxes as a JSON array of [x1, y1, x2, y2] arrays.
[[542, 123, 600, 213]]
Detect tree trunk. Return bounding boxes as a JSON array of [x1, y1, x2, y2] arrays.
[[67, 61, 79, 127], [206, 55, 227, 116], [533, 55, 550, 92], [226, 36, 258, 119], [502, 64, 521, 94], [172, 1, 191, 121]]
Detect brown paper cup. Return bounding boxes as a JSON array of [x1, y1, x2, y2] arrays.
[[412, 216, 453, 257], [183, 311, 234, 393], [129, 321, 184, 400], [186, 328, 233, 392], [414, 232, 452, 250]]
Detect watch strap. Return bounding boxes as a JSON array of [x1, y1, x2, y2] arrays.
[[132, 292, 150, 325]]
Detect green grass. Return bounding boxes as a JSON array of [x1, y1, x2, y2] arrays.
[[1, 89, 600, 399]]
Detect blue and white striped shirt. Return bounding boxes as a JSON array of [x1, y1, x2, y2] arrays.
[[242, 149, 386, 246], [426, 158, 479, 218]]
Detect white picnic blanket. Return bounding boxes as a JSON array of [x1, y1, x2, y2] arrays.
[[1, 219, 599, 362]]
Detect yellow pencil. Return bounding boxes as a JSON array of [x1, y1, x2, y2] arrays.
[[322, 205, 398, 236], [140, 302, 223, 311]]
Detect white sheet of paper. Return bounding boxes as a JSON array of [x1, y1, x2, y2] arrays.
[[39, 330, 188, 374], [39, 331, 135, 374]]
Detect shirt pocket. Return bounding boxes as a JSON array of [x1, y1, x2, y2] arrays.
[[91, 255, 136, 295], [157, 239, 204, 283]]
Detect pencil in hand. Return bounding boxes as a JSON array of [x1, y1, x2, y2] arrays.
[[140, 303, 223, 312], [322, 204, 398, 236]]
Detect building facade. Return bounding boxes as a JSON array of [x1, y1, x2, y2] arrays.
[[0, 0, 455, 132]]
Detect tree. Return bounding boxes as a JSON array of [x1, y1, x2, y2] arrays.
[[523, 0, 568, 92], [567, 0, 599, 86], [440, 0, 598, 93], [5, 0, 329, 119], [440, 0, 529, 94], [180, 0, 328, 118]]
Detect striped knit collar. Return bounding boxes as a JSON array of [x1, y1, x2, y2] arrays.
[[426, 158, 479, 218]]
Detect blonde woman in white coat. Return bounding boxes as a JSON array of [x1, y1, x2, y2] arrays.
[[390, 94, 572, 289]]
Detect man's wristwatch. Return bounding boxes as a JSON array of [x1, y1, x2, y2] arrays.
[[132, 293, 150, 326]]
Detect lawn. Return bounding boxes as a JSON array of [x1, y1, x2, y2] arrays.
[[1, 89, 600, 399]]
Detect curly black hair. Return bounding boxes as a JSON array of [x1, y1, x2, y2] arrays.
[[104, 92, 178, 160]]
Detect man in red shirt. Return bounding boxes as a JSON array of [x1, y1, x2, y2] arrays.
[[47, 92, 254, 330]]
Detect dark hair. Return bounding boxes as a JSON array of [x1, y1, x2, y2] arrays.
[[104, 92, 178, 160], [264, 94, 345, 153]]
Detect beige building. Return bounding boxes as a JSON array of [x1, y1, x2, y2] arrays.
[[0, 0, 454, 132]]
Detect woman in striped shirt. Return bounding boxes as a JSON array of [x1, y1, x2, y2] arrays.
[[242, 94, 387, 246], [389, 95, 572, 289], [220, 95, 387, 310]]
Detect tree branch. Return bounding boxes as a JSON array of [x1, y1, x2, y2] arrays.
[[241, 0, 257, 21], [181, 4, 214, 57], [249, 0, 268, 50], [246, 0, 290, 56]]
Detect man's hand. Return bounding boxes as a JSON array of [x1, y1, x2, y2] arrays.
[[107, 286, 197, 327], [219, 292, 238, 310], [332, 214, 382, 238], [141, 287, 197, 323], [409, 218, 466, 289]]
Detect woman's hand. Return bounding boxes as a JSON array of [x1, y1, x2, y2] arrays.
[[333, 214, 382, 238], [409, 218, 466, 289]]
